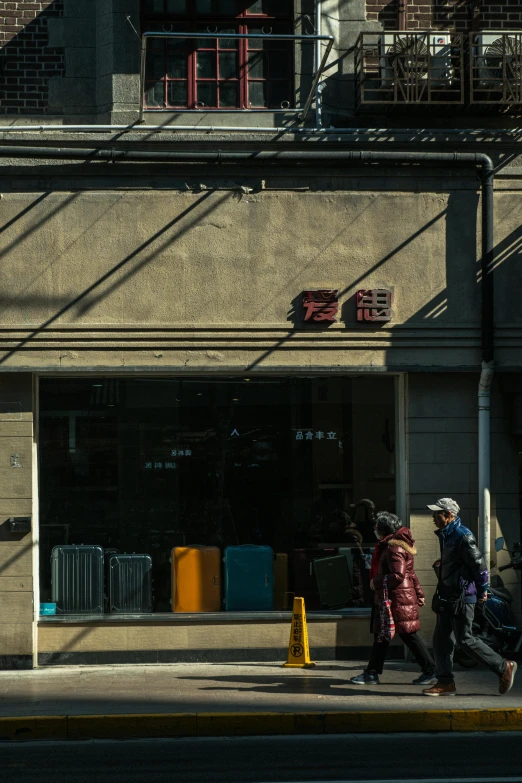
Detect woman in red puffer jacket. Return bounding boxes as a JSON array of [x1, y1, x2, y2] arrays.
[[350, 511, 435, 687]]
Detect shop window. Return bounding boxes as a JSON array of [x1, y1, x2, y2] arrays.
[[142, 0, 294, 110], [38, 376, 396, 614]]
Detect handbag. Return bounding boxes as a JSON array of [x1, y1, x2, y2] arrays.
[[377, 575, 395, 642], [431, 587, 465, 616]]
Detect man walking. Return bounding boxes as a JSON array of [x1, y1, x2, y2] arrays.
[[423, 498, 517, 696]]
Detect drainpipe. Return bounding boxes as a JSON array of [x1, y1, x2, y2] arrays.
[[315, 0, 323, 129], [478, 152, 495, 577], [0, 145, 494, 557], [398, 0, 408, 30], [479, 361, 494, 577]]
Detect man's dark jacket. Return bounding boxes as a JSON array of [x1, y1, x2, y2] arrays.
[[435, 517, 488, 604]]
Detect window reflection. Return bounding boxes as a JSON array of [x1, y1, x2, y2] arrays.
[[39, 376, 396, 613]]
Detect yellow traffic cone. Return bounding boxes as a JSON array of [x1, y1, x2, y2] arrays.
[[283, 596, 316, 668]]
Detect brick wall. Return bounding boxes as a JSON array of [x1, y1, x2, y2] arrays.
[[0, 0, 64, 114], [366, 0, 522, 31]]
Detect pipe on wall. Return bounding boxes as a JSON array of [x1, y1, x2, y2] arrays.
[[0, 144, 495, 552], [478, 361, 494, 577], [0, 125, 518, 134], [315, 0, 323, 129], [398, 0, 408, 30]]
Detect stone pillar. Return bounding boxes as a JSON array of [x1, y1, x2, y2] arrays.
[[48, 0, 141, 123], [95, 0, 141, 125], [0, 374, 34, 670], [321, 0, 383, 124]]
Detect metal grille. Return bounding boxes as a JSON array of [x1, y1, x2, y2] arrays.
[[355, 31, 464, 107], [470, 32, 522, 105]]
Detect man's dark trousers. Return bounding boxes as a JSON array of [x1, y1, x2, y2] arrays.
[[434, 604, 507, 684]]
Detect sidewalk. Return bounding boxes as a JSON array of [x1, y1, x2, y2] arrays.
[[1, 661, 522, 740]]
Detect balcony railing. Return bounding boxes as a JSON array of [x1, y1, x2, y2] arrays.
[[470, 31, 522, 104], [355, 31, 465, 107]]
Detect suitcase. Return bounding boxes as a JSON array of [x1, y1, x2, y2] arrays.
[[292, 548, 337, 610], [314, 554, 353, 608], [103, 548, 119, 611], [109, 554, 153, 614], [338, 547, 355, 583], [273, 552, 289, 610], [172, 546, 221, 613], [51, 545, 104, 614], [224, 545, 274, 611]]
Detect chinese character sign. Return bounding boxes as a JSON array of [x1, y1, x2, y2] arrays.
[[295, 430, 338, 441], [302, 290, 339, 323], [356, 289, 393, 323]]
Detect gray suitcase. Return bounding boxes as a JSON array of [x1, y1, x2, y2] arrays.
[[109, 554, 153, 614], [51, 545, 104, 614]]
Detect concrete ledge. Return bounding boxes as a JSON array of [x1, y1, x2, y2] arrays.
[[2, 709, 522, 741]]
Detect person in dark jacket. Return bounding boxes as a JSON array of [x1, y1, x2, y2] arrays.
[[423, 497, 517, 697], [350, 511, 436, 686]]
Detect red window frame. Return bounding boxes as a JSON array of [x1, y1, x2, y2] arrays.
[[142, 1, 294, 111]]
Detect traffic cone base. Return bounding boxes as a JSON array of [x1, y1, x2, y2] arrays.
[[282, 662, 316, 668]]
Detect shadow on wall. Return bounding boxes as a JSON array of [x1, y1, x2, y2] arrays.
[[0, 190, 231, 366], [0, 0, 65, 115]]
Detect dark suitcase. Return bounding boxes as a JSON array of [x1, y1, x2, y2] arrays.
[[51, 545, 104, 614], [103, 548, 119, 611], [314, 555, 353, 608], [273, 553, 289, 610], [292, 548, 337, 610], [109, 554, 153, 614], [224, 545, 274, 611]]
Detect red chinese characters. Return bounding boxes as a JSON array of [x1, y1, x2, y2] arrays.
[[302, 290, 339, 323], [356, 289, 393, 322]]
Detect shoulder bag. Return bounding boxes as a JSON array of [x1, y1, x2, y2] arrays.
[[377, 576, 395, 642]]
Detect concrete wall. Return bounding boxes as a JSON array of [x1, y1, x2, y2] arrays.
[[37, 614, 400, 665], [0, 374, 34, 669], [0, 176, 509, 373], [0, 172, 521, 372], [409, 373, 522, 642]]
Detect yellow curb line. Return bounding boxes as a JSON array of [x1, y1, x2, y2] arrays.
[[1, 709, 522, 741]]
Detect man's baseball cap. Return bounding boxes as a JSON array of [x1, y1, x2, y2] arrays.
[[427, 498, 460, 515]]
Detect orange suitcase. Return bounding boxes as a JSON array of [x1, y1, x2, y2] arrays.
[[273, 553, 289, 610], [172, 546, 221, 612]]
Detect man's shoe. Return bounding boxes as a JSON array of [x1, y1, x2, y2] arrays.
[[350, 671, 380, 685], [422, 682, 456, 696], [499, 660, 518, 695], [412, 673, 437, 686]]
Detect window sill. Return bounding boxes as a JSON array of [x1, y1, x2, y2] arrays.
[[38, 609, 371, 624]]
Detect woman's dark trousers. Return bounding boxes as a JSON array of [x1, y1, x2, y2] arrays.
[[367, 632, 435, 675]]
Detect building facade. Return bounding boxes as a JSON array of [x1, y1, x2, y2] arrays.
[[0, 0, 521, 668]]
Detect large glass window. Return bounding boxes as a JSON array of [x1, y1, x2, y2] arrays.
[[39, 376, 396, 613], [142, 0, 294, 110]]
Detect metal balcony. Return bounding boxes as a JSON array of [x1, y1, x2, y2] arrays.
[[470, 31, 522, 105], [355, 31, 464, 107]]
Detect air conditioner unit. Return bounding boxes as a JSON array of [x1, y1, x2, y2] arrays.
[[476, 31, 522, 85], [380, 32, 452, 86]]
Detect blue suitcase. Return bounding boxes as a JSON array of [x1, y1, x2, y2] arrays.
[[51, 545, 104, 614], [224, 545, 274, 611]]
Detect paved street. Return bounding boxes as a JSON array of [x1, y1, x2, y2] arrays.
[[2, 733, 522, 783], [0, 661, 521, 717]]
